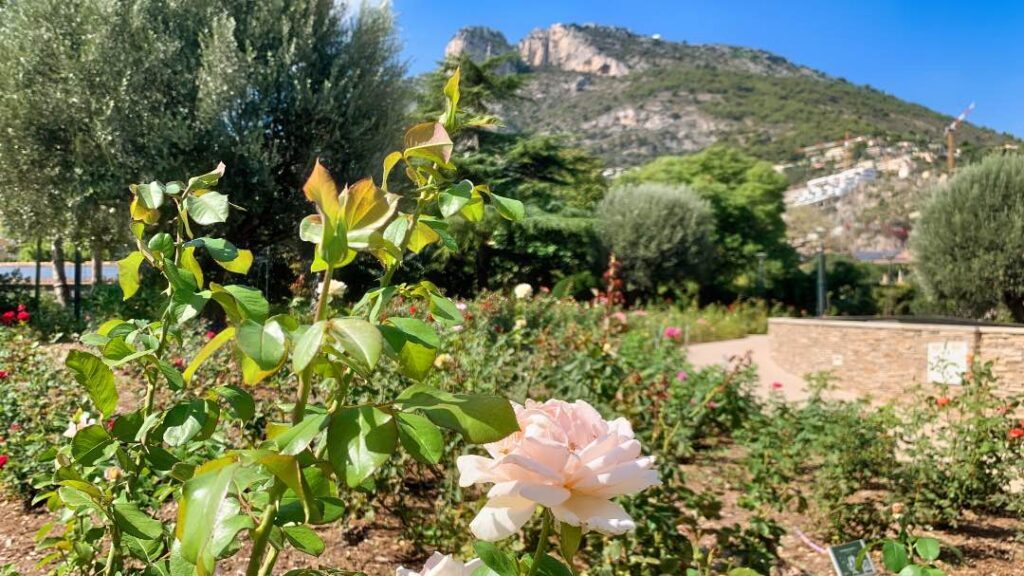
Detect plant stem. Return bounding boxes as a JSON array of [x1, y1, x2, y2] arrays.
[[527, 510, 553, 576], [314, 262, 335, 322], [245, 481, 286, 576], [102, 521, 122, 576]]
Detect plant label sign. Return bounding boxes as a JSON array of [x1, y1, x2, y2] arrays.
[[926, 340, 968, 385], [828, 540, 876, 576]]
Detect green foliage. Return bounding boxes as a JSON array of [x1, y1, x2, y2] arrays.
[[597, 183, 716, 296], [0, 0, 408, 299], [913, 154, 1024, 321], [619, 146, 793, 299]]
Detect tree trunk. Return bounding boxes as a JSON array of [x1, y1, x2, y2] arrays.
[[91, 237, 103, 290], [51, 237, 71, 307]]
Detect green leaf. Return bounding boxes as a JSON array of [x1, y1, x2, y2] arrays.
[[185, 191, 229, 226], [213, 385, 255, 422], [113, 502, 164, 540], [429, 293, 464, 326], [489, 192, 525, 221], [473, 541, 517, 576], [327, 407, 398, 488], [196, 237, 238, 262], [237, 319, 287, 370], [162, 400, 220, 447], [293, 322, 326, 372], [439, 180, 473, 218], [66, 350, 118, 417], [915, 538, 941, 562], [216, 249, 252, 275], [118, 251, 146, 300], [274, 413, 329, 456], [327, 318, 382, 374], [139, 181, 165, 209], [883, 540, 910, 573], [157, 360, 185, 391], [148, 233, 175, 257], [163, 258, 199, 292], [380, 318, 439, 381], [726, 570, 762, 576], [403, 122, 454, 165], [212, 284, 269, 323], [534, 554, 573, 576], [168, 289, 211, 325], [187, 162, 226, 191], [396, 413, 444, 465], [559, 523, 583, 564], [299, 215, 324, 244], [396, 384, 518, 444], [898, 567, 926, 576], [257, 453, 318, 523], [184, 327, 235, 384], [283, 525, 325, 557], [176, 459, 239, 574], [71, 425, 115, 466]]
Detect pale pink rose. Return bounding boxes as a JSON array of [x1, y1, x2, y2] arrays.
[[457, 399, 660, 541], [676, 370, 688, 382], [663, 326, 682, 340], [396, 553, 480, 576]]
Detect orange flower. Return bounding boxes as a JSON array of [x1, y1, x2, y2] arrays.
[[1008, 428, 1024, 440], [935, 397, 951, 408]]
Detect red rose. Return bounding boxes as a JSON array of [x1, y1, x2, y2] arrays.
[[8, 423, 20, 433], [16, 311, 30, 323], [0, 370, 8, 380], [0, 454, 8, 469], [205, 330, 217, 340], [771, 382, 783, 390], [409, 306, 417, 314], [172, 357, 187, 370], [0, 311, 14, 325], [1009, 428, 1024, 440], [936, 397, 951, 408]]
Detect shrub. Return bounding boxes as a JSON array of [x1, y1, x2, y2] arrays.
[[597, 183, 716, 297], [914, 154, 1024, 321]]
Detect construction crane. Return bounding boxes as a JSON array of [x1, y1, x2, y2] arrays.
[[945, 102, 975, 173]]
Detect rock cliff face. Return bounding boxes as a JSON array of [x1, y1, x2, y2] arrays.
[[440, 23, 1013, 168], [516, 24, 629, 76]]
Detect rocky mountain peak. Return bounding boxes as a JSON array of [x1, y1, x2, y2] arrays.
[[443, 26, 515, 62]]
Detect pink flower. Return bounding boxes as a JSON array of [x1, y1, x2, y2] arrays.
[[396, 552, 480, 576], [707, 401, 718, 409], [205, 330, 217, 340], [675, 371, 688, 382], [663, 326, 682, 340], [771, 382, 783, 390], [457, 399, 660, 541], [0, 454, 7, 469], [15, 311, 29, 323], [0, 370, 7, 380], [8, 423, 20, 433]]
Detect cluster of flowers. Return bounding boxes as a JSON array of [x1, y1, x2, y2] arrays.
[[398, 398, 660, 575], [935, 396, 1024, 440], [0, 304, 31, 325]]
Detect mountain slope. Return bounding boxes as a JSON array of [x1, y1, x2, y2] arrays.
[[445, 24, 1015, 167]]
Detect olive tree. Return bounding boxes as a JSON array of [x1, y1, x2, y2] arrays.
[[597, 182, 716, 296], [913, 154, 1024, 321]]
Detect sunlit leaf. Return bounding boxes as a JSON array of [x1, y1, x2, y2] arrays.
[[118, 251, 146, 300], [403, 122, 453, 165], [66, 350, 118, 417]]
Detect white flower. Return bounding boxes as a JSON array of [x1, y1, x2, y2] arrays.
[[455, 302, 468, 312], [62, 412, 96, 439], [513, 283, 533, 299], [451, 324, 464, 333], [514, 318, 527, 330], [316, 279, 348, 298], [457, 399, 660, 541], [397, 552, 481, 576]]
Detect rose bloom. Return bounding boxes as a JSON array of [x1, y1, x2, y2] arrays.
[[457, 399, 660, 541], [771, 382, 783, 390], [675, 370, 688, 382], [396, 553, 480, 576], [935, 396, 951, 408], [0, 370, 8, 380], [1009, 428, 1024, 440], [63, 412, 97, 439], [0, 454, 7, 469], [0, 311, 13, 325], [16, 311, 30, 323], [513, 283, 533, 300], [205, 330, 217, 340], [663, 326, 682, 340]]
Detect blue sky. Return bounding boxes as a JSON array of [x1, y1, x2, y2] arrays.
[[394, 0, 1024, 137]]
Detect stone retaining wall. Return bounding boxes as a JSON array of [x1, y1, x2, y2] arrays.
[[768, 318, 1024, 398]]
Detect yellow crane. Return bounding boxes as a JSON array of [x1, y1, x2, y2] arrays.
[[945, 102, 975, 173]]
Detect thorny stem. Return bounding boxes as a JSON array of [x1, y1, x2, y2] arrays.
[[526, 510, 554, 576]]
